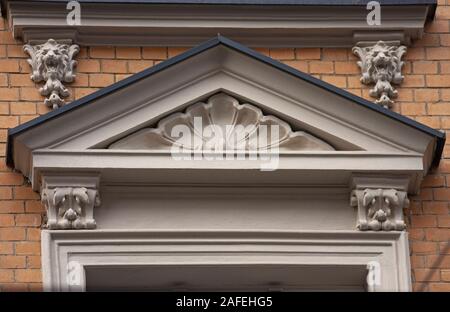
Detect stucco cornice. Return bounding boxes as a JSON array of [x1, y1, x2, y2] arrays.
[[5, 0, 436, 47]]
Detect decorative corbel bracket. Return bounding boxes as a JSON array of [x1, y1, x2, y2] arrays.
[[41, 174, 100, 230], [350, 176, 409, 231], [24, 39, 79, 110], [352, 41, 406, 109]]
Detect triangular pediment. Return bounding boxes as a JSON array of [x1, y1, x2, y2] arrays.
[[7, 36, 444, 190]]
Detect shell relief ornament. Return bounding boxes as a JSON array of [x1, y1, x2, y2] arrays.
[[109, 93, 335, 155]]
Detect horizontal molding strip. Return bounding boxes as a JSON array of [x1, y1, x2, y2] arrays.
[[7, 1, 435, 47]]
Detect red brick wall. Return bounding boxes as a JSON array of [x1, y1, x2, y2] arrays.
[[1, 2, 450, 291]]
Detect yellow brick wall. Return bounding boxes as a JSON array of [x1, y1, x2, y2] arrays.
[[1, 1, 450, 291]]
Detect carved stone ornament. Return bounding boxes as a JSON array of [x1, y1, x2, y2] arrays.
[[24, 39, 79, 109], [352, 41, 406, 109], [351, 188, 408, 231], [109, 93, 335, 151], [41, 176, 100, 230]]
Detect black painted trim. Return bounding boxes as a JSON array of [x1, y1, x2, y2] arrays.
[[14, 0, 438, 5], [6, 35, 445, 167]]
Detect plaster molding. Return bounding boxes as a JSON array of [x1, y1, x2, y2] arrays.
[[352, 41, 407, 109], [109, 93, 335, 152], [351, 180, 409, 231], [41, 175, 100, 230], [24, 39, 79, 109], [7, 1, 433, 47], [41, 230, 412, 291], [31, 150, 424, 192]]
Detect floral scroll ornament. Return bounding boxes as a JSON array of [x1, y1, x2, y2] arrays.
[[41, 186, 100, 229], [24, 39, 79, 109], [351, 188, 408, 231], [352, 41, 406, 109]]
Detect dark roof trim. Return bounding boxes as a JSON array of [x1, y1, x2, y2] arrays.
[[6, 35, 445, 167], [14, 0, 437, 4]]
